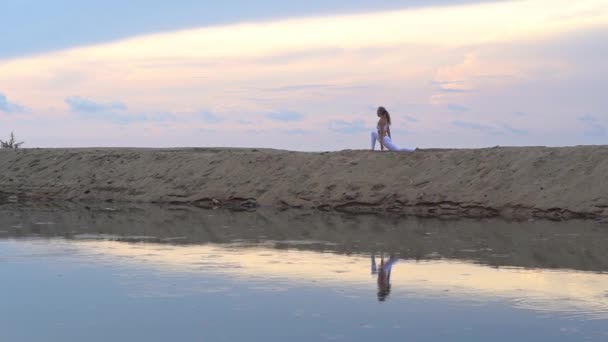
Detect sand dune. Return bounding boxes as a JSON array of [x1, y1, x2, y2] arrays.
[[1, 146, 607, 220]]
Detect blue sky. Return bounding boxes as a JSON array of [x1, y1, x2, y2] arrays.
[[1, 0, 607, 150]]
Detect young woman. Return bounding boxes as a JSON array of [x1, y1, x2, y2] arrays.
[[371, 106, 416, 152]]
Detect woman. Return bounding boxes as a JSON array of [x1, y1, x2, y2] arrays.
[[371, 106, 416, 152]]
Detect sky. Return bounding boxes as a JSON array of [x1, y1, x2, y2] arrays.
[[1, 0, 607, 150]]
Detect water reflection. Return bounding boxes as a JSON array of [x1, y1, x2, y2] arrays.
[[5, 237, 608, 321], [1, 203, 608, 320], [371, 254, 399, 302], [2, 202, 607, 272]]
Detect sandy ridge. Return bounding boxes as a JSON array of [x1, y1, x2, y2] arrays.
[[1, 146, 607, 220]]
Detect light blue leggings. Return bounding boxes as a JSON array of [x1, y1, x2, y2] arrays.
[[371, 131, 415, 152]]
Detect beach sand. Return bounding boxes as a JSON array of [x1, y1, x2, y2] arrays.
[[1, 146, 607, 220]]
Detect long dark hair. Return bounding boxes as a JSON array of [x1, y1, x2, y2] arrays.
[[378, 106, 391, 126]]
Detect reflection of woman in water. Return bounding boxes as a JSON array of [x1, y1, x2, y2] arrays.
[[371, 253, 399, 302]]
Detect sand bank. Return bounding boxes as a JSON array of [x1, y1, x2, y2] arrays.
[[1, 147, 607, 220]]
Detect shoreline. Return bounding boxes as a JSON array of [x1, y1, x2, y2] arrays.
[[1, 146, 607, 221]]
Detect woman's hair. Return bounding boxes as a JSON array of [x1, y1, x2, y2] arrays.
[[377, 106, 391, 126]]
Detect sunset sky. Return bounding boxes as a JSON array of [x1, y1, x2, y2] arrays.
[[1, 0, 607, 150]]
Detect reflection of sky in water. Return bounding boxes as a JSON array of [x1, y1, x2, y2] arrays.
[[1, 238, 607, 341]]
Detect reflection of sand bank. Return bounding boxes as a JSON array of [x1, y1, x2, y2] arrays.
[[3, 204, 608, 272], [16, 238, 608, 320]]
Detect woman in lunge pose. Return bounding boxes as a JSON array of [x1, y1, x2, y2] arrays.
[[371, 106, 416, 152]]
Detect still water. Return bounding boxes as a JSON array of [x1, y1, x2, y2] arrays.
[[1, 204, 607, 341]]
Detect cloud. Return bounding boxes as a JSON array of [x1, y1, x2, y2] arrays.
[[266, 110, 304, 122], [245, 129, 267, 135], [436, 86, 472, 94], [65, 96, 175, 124], [436, 87, 471, 94], [79, 111, 176, 125], [448, 104, 469, 112], [143, 112, 177, 122], [513, 111, 528, 117], [431, 80, 466, 86], [266, 84, 327, 92], [35, 1, 608, 60], [501, 123, 528, 135], [77, 111, 127, 123], [284, 128, 310, 135], [404, 115, 419, 122], [64, 96, 178, 124], [453, 120, 528, 135], [65, 96, 127, 112], [200, 111, 223, 124], [578, 115, 606, 136], [0, 93, 25, 113], [198, 128, 217, 134], [578, 115, 598, 123], [452, 120, 495, 132], [0, 0, 507, 59], [328, 120, 368, 134], [585, 125, 606, 137]]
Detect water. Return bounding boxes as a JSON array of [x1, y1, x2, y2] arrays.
[[1, 204, 607, 341]]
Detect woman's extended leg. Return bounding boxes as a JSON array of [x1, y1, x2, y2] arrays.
[[382, 136, 415, 152]]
